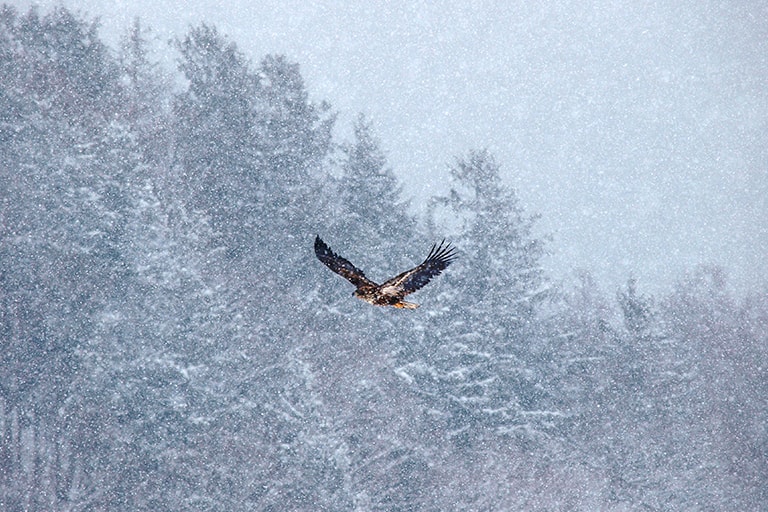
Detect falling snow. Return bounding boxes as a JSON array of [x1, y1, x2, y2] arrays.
[[1, 3, 767, 511]]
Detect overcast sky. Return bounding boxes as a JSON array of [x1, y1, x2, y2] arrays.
[[14, 0, 768, 295]]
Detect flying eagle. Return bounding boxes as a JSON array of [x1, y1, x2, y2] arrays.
[[314, 236, 456, 309]]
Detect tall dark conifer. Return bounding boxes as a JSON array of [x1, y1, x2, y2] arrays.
[[400, 150, 555, 448], [331, 114, 416, 276], [173, 24, 258, 255], [0, 6, 127, 508]]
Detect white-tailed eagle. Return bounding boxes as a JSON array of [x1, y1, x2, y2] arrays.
[[314, 236, 456, 309]]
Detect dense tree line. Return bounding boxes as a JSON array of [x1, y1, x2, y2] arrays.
[[1, 6, 766, 510]]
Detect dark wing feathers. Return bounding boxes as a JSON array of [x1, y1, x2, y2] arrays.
[[314, 236, 376, 288], [379, 239, 456, 297]]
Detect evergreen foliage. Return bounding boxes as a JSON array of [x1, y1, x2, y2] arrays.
[[1, 6, 765, 510]]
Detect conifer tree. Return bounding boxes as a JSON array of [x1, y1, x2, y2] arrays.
[[0, 7, 128, 508], [401, 150, 556, 448], [252, 54, 335, 270], [172, 24, 259, 253], [332, 114, 416, 274]]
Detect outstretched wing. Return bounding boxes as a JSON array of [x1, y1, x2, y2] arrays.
[[379, 240, 456, 297], [314, 236, 376, 289]]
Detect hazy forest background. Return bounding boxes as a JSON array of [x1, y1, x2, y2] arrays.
[[1, 6, 767, 510]]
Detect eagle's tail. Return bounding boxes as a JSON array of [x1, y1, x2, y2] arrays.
[[394, 301, 419, 309]]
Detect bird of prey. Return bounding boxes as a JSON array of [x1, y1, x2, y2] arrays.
[[314, 236, 456, 309]]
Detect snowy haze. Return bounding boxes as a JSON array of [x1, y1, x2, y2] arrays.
[[16, 0, 768, 294], [4, 3, 768, 509]]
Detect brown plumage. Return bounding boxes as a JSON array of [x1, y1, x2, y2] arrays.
[[314, 236, 456, 309]]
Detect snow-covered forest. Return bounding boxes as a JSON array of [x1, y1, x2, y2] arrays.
[[1, 6, 767, 510]]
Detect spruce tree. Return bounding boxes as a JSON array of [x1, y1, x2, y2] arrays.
[[401, 150, 556, 448]]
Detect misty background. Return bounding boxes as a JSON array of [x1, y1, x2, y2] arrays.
[[14, 0, 768, 295], [2, 2, 767, 511]]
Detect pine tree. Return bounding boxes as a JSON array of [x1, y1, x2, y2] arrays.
[[400, 150, 556, 448], [256, 54, 333, 194], [436, 149, 548, 325], [0, 6, 129, 508], [173, 27, 334, 267], [251, 54, 334, 271], [116, 17, 171, 168], [172, 24, 259, 254], [329, 114, 416, 278]]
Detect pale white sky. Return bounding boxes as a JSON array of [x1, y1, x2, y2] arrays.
[[13, 0, 768, 295]]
